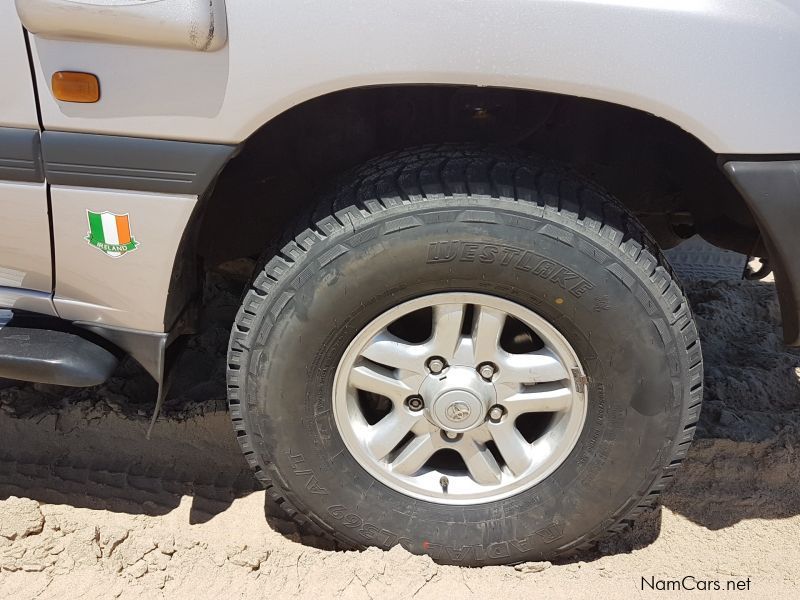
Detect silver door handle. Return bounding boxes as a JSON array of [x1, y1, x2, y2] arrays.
[[15, 0, 228, 52]]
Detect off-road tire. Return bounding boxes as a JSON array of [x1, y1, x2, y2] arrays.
[[226, 145, 703, 566]]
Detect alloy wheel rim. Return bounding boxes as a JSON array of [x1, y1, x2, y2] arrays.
[[332, 292, 587, 505]]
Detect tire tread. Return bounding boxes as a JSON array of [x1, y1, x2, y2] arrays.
[[226, 144, 703, 561]]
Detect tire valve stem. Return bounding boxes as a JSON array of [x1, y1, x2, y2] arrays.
[[439, 475, 449, 493], [571, 367, 588, 393]]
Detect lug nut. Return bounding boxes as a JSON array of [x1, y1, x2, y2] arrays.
[[444, 431, 459, 440], [427, 357, 446, 374], [488, 406, 505, 422], [406, 396, 424, 411], [478, 363, 496, 381]]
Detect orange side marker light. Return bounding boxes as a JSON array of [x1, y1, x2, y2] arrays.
[[52, 71, 100, 103]]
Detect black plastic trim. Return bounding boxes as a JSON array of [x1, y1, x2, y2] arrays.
[[74, 321, 169, 383], [0, 127, 44, 182], [723, 160, 800, 345], [42, 131, 237, 194], [0, 310, 118, 387], [0, 305, 182, 389]]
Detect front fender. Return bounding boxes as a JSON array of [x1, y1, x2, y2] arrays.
[[25, 0, 800, 154]]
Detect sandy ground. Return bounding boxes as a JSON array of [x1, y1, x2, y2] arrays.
[[1, 276, 799, 599]]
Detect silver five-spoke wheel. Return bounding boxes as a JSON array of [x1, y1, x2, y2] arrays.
[[333, 292, 587, 504]]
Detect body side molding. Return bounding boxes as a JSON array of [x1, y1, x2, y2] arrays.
[[0, 128, 44, 182], [41, 131, 237, 194]]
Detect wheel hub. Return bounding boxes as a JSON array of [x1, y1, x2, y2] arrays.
[[333, 292, 587, 504], [420, 367, 495, 432]]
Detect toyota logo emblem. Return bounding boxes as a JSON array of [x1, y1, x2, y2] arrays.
[[445, 401, 472, 423]]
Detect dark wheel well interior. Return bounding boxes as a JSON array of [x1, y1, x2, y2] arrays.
[[190, 84, 761, 275]]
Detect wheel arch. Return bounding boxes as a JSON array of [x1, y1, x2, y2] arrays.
[[189, 83, 759, 268]]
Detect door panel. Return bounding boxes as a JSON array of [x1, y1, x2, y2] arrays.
[[0, 181, 52, 293], [0, 3, 39, 129], [0, 6, 53, 304]]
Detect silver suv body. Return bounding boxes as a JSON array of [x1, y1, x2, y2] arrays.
[[1, 0, 798, 565]]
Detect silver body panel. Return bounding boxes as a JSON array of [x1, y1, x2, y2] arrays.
[[51, 186, 196, 331], [0, 2, 40, 130], [19, 0, 800, 154], [2, 0, 800, 337], [0, 9, 53, 313], [0, 288, 56, 316], [0, 181, 52, 293]]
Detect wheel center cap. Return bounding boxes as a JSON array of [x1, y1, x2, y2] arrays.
[[431, 389, 485, 431], [444, 395, 473, 423], [420, 367, 495, 432]]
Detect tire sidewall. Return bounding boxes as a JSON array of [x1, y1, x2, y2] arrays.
[[240, 199, 687, 565]]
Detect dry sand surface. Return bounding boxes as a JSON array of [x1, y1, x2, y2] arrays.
[[1, 277, 799, 599]]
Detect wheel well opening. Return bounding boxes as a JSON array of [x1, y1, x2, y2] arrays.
[[194, 84, 760, 274]]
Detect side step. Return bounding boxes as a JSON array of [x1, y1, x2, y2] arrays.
[[0, 311, 118, 387]]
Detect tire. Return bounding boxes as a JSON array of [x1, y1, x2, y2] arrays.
[[227, 145, 703, 566]]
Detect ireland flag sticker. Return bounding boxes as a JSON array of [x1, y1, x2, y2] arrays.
[[86, 210, 139, 258]]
